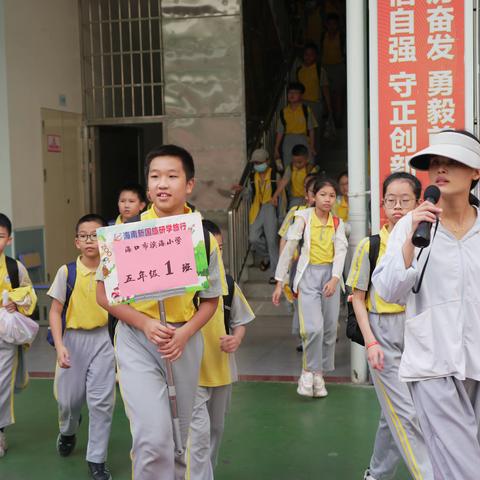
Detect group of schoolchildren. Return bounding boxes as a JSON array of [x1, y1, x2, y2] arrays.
[[3, 129, 480, 480], [0, 144, 255, 480], [270, 127, 480, 480]]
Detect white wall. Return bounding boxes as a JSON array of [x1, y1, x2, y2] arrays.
[[4, 0, 82, 228], [0, 1, 12, 219]]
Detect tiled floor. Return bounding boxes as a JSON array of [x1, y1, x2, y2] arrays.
[[1, 380, 410, 480]]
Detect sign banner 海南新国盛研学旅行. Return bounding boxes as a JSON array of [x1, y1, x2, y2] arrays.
[[97, 212, 210, 305]]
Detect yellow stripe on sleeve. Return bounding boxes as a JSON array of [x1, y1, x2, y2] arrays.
[[347, 237, 370, 290]]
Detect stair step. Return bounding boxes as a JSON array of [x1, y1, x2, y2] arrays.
[[241, 282, 277, 298], [249, 299, 293, 317], [246, 266, 273, 282]]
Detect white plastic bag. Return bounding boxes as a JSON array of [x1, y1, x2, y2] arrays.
[[0, 290, 39, 345]]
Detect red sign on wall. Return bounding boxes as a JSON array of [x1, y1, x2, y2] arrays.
[[371, 0, 472, 227]]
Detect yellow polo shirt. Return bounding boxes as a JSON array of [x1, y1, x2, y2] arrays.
[[347, 226, 404, 314], [322, 32, 343, 65], [279, 105, 317, 135], [48, 257, 107, 330], [198, 297, 231, 386], [298, 64, 320, 102], [249, 168, 274, 225], [125, 204, 225, 323], [309, 213, 335, 265], [199, 282, 254, 387], [333, 195, 349, 222], [288, 164, 319, 198]]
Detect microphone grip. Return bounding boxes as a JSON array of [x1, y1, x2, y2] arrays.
[[412, 221, 433, 248]]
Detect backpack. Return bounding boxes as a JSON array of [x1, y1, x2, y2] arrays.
[[46, 261, 76, 347], [289, 214, 340, 296], [296, 63, 328, 115], [296, 62, 325, 86], [279, 104, 310, 135], [346, 234, 381, 346], [107, 214, 212, 342], [5, 256, 20, 289], [223, 274, 235, 334]]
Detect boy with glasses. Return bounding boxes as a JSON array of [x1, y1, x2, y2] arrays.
[[48, 214, 115, 480]]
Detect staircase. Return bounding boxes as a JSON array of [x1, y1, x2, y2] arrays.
[[236, 263, 351, 383]]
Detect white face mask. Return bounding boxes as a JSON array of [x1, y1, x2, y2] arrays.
[[253, 163, 268, 173]]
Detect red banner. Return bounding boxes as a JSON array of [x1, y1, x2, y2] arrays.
[[376, 0, 466, 219]]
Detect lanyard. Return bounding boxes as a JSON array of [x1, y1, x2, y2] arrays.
[[412, 218, 439, 295]]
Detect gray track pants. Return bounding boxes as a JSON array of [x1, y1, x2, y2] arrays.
[[54, 327, 115, 463], [368, 313, 433, 480], [409, 377, 480, 480], [0, 339, 17, 429], [116, 320, 203, 480], [297, 264, 339, 373], [249, 203, 279, 277], [188, 385, 232, 480]]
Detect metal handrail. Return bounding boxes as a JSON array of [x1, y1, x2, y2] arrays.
[[227, 57, 297, 281]]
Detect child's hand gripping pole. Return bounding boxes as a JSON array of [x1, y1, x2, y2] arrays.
[[158, 299, 185, 457]]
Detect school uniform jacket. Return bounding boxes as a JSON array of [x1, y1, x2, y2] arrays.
[[372, 209, 480, 382], [275, 207, 348, 292]]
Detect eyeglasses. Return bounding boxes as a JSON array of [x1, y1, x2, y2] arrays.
[[383, 196, 416, 209], [76, 233, 98, 242]]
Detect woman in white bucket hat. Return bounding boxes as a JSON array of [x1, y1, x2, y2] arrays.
[[372, 129, 480, 480]]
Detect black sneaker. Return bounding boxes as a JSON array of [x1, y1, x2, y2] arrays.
[[259, 260, 270, 272], [88, 462, 112, 480], [56, 433, 76, 457]]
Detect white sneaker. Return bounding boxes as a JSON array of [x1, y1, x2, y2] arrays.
[[313, 374, 328, 397], [363, 469, 377, 480], [0, 431, 7, 457], [297, 371, 314, 397]]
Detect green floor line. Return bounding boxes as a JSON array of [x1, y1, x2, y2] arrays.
[[1, 380, 410, 480]]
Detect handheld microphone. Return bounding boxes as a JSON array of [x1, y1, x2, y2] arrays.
[[412, 185, 441, 248]]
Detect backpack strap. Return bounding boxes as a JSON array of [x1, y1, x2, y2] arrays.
[[223, 274, 235, 334], [332, 215, 340, 232], [5, 256, 20, 289], [203, 227, 211, 267], [367, 234, 381, 287], [47, 261, 77, 346]]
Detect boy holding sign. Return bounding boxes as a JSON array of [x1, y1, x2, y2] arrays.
[[96, 145, 224, 480]]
